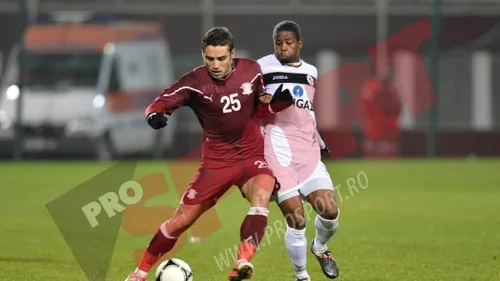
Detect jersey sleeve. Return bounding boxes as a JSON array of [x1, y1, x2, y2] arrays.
[[252, 62, 276, 118], [249, 60, 265, 95], [257, 58, 273, 96], [312, 65, 319, 79], [145, 72, 196, 116], [255, 72, 266, 95]]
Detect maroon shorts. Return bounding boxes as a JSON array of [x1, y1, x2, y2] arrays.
[[180, 156, 275, 205]]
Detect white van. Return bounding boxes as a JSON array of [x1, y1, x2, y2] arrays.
[[0, 20, 177, 160]]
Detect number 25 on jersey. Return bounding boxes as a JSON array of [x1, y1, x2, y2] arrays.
[[221, 93, 241, 113]]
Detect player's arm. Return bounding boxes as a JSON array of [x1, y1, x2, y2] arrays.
[[254, 69, 274, 117], [255, 65, 274, 105], [256, 84, 294, 118], [145, 73, 194, 130], [252, 61, 293, 117], [311, 111, 330, 155], [305, 67, 328, 154], [259, 92, 273, 105]]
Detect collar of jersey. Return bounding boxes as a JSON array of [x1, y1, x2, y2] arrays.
[[276, 57, 302, 68], [285, 60, 302, 68], [222, 62, 236, 80]]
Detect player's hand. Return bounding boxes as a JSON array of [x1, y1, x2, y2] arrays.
[[270, 84, 294, 113], [259, 92, 273, 104], [146, 112, 167, 130], [321, 145, 331, 158]]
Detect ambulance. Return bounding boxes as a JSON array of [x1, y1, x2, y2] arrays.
[[0, 15, 176, 160]]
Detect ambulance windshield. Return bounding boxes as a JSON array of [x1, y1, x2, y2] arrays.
[[24, 52, 102, 88]]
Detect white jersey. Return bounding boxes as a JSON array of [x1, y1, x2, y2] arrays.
[[258, 54, 331, 203], [258, 54, 321, 166]]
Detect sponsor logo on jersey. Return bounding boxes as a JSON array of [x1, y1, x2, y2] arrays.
[[272, 74, 289, 80], [291, 85, 313, 110], [264, 72, 311, 86], [292, 85, 304, 97], [295, 99, 313, 110]]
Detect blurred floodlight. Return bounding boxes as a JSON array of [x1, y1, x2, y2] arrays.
[[6, 85, 20, 100]]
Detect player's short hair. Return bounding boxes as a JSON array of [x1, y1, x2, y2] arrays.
[[201, 27, 235, 51], [273, 20, 301, 41]]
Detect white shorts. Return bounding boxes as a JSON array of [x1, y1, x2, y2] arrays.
[[262, 125, 333, 204], [274, 160, 334, 204]]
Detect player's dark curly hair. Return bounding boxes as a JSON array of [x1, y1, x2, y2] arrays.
[[273, 20, 301, 41], [201, 27, 235, 51]]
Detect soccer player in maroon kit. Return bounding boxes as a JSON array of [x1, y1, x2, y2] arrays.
[[360, 70, 402, 158], [123, 27, 294, 281]]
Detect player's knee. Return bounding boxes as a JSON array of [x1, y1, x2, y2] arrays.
[[165, 220, 189, 237], [285, 210, 305, 229], [311, 191, 338, 220], [166, 206, 201, 237], [282, 204, 306, 229], [280, 196, 305, 229], [319, 205, 339, 220], [248, 175, 274, 206], [250, 188, 272, 207]]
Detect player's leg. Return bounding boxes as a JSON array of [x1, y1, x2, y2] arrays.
[[305, 189, 339, 278], [363, 125, 378, 158], [364, 139, 377, 158], [125, 202, 212, 281], [300, 163, 339, 279], [263, 154, 309, 280], [277, 191, 311, 281], [229, 160, 276, 280], [381, 129, 400, 158], [125, 167, 232, 281]]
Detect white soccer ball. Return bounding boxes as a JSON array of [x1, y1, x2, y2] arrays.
[[155, 258, 193, 281]]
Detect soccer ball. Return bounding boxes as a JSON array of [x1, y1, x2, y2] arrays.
[[155, 258, 193, 281]]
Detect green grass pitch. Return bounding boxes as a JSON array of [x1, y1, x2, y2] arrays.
[[0, 159, 499, 281]]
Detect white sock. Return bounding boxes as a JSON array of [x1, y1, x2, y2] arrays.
[[134, 268, 148, 278], [312, 211, 339, 253], [285, 226, 309, 279]]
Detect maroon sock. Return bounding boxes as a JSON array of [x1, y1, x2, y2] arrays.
[[138, 227, 177, 272], [238, 207, 268, 261]]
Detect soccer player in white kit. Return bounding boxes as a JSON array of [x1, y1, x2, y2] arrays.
[[258, 21, 340, 281]]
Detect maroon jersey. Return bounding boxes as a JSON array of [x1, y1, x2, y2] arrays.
[[146, 58, 266, 168]]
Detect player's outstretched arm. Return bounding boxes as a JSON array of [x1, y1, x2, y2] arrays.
[[256, 84, 294, 118], [145, 74, 194, 130]]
